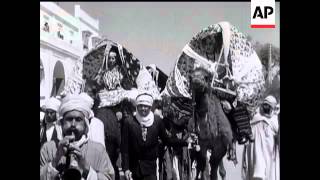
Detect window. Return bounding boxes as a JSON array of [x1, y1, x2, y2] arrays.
[[40, 61, 44, 84], [40, 60, 46, 90], [42, 22, 50, 32], [41, 15, 50, 32], [57, 31, 64, 40], [82, 31, 92, 50], [69, 30, 74, 44], [57, 23, 64, 40]]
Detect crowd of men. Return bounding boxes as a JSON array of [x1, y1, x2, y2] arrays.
[[40, 92, 279, 180], [40, 48, 280, 180]]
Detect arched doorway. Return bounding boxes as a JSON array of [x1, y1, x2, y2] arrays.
[[40, 59, 44, 85], [51, 61, 65, 97], [40, 59, 46, 102]]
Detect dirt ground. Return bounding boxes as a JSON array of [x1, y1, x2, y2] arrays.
[[218, 145, 244, 180], [118, 145, 245, 180]]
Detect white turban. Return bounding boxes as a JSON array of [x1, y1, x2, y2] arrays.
[[79, 93, 94, 109], [263, 95, 277, 108], [59, 94, 91, 127], [136, 92, 153, 107], [44, 97, 61, 112], [79, 92, 95, 119]]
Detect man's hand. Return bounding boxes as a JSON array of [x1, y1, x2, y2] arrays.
[[116, 111, 123, 121], [124, 170, 132, 180], [187, 133, 199, 150], [68, 144, 90, 173], [52, 135, 75, 168], [195, 145, 201, 152], [186, 136, 193, 145], [221, 100, 232, 113]]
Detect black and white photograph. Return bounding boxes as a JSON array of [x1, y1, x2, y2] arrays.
[[40, 2, 280, 180]]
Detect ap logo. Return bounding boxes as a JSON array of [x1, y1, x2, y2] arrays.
[[251, 0, 276, 28]]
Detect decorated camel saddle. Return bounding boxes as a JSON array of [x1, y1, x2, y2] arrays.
[[161, 21, 265, 144], [61, 38, 160, 108]]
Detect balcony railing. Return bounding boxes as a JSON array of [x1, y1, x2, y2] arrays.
[[40, 29, 83, 59]]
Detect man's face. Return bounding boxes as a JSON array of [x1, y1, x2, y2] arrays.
[[108, 51, 117, 68], [45, 109, 57, 123], [122, 110, 130, 119], [137, 104, 152, 117], [261, 103, 273, 116], [62, 110, 87, 141]]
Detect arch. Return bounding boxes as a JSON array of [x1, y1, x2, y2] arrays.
[[40, 59, 44, 85], [40, 58, 46, 102], [51, 61, 65, 97]]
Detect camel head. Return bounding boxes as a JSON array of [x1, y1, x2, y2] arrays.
[[190, 67, 212, 95]]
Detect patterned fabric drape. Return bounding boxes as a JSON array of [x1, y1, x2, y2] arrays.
[[162, 22, 265, 121], [102, 67, 123, 91], [83, 39, 160, 107], [61, 60, 84, 96]]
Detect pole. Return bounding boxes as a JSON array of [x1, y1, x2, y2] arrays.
[[268, 43, 272, 85]]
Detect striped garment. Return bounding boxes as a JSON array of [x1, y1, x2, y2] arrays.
[[102, 67, 123, 90]]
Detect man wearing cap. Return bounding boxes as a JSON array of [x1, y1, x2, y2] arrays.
[[242, 95, 280, 180], [40, 94, 114, 180], [40, 97, 63, 149], [121, 92, 192, 180]]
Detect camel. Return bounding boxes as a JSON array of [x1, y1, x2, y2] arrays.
[[187, 67, 234, 180]]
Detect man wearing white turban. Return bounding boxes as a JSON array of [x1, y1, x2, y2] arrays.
[[242, 95, 280, 180], [79, 92, 105, 148], [40, 94, 115, 180], [121, 92, 193, 180], [40, 97, 62, 149]]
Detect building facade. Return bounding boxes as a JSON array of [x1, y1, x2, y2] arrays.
[[40, 2, 101, 106]]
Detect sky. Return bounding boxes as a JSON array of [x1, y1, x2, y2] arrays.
[[58, 2, 280, 75]]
